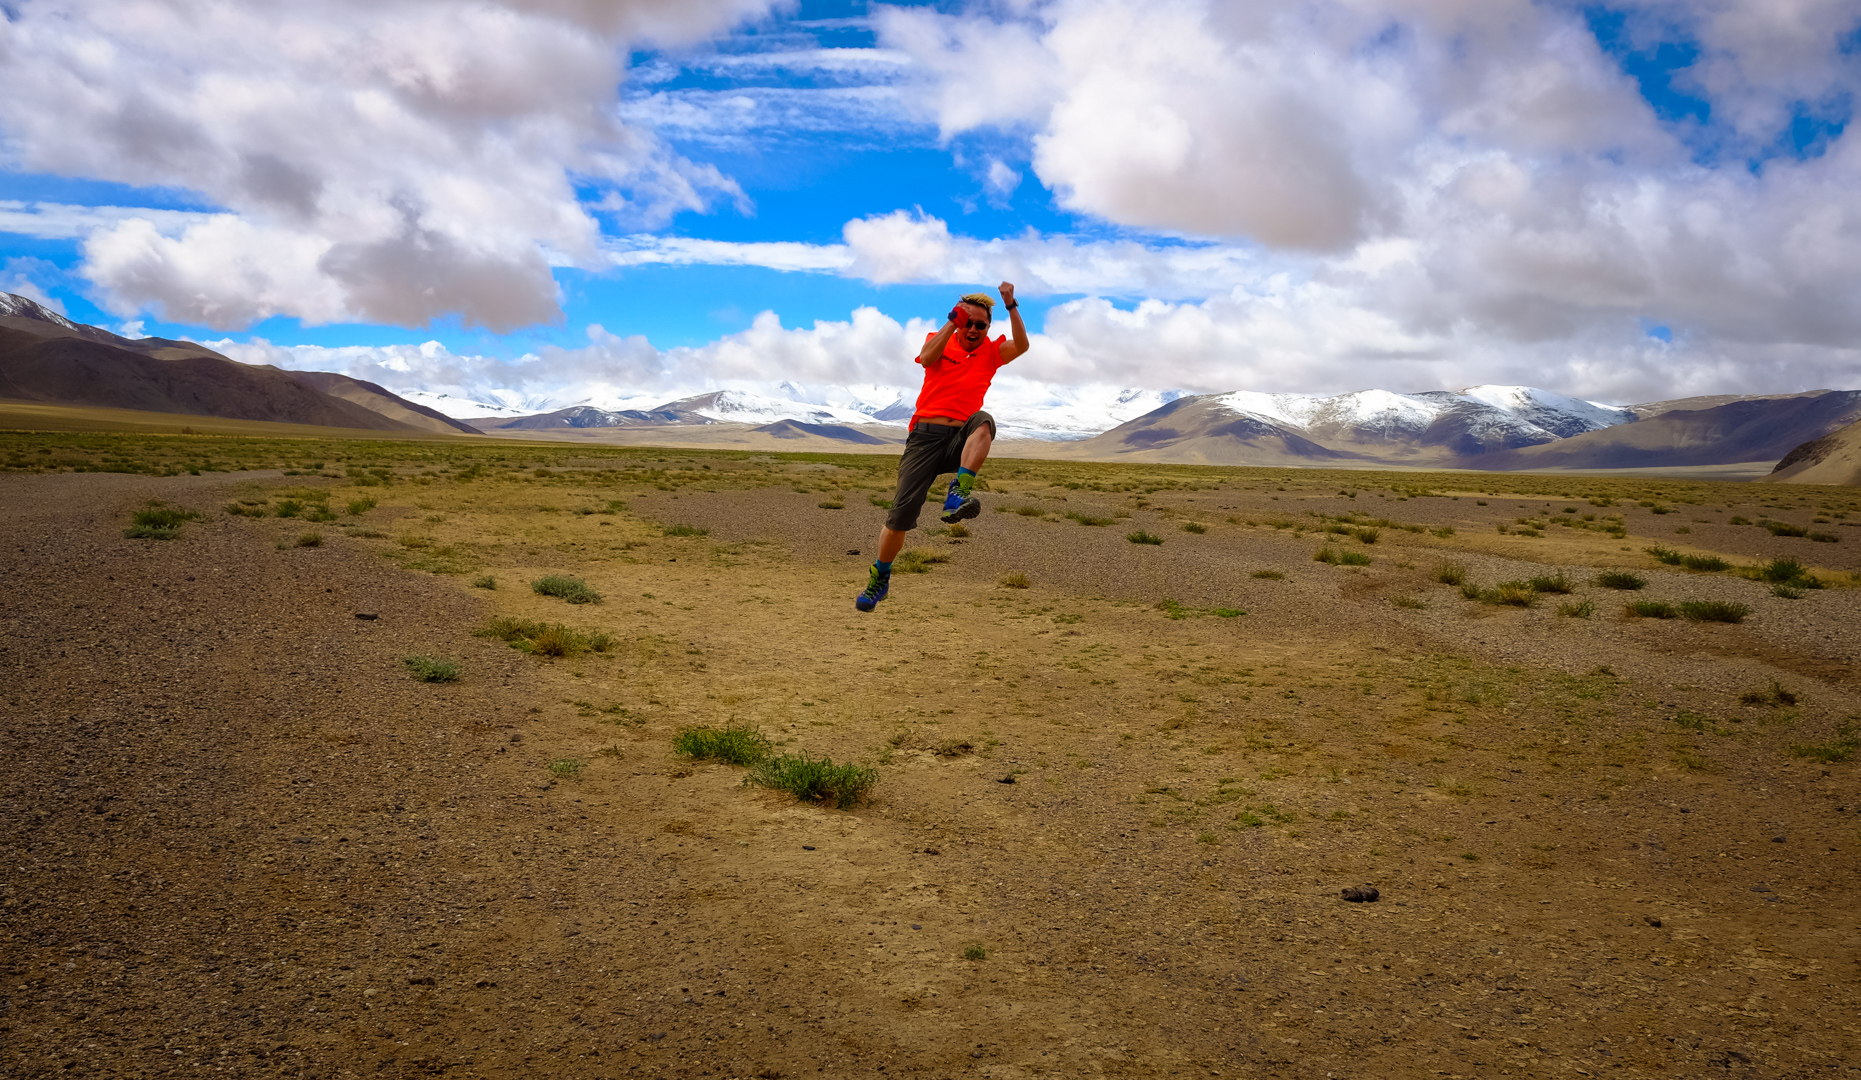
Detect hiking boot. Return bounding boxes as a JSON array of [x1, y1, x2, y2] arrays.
[[940, 494, 981, 524], [854, 566, 890, 612]]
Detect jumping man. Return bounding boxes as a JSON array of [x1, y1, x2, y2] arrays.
[[856, 282, 1029, 612]]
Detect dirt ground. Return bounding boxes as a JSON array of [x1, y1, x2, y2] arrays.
[[2, 457, 1859, 1080]]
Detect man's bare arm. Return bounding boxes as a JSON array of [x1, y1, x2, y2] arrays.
[[997, 281, 1029, 363], [918, 318, 959, 365]]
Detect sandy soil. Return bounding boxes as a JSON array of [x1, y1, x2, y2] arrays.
[[3, 465, 1859, 1079]]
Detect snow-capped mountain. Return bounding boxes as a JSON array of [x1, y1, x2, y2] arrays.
[[1058, 384, 1645, 466], [656, 390, 879, 426], [1210, 385, 1632, 449]]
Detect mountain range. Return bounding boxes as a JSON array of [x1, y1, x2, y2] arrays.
[[4, 291, 1860, 481]]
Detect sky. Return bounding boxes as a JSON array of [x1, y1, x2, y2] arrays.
[[3, 0, 1861, 424]]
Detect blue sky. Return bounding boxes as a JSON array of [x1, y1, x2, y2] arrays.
[[3, 0, 1861, 418]]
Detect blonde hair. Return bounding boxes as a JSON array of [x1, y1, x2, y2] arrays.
[[959, 292, 996, 311]]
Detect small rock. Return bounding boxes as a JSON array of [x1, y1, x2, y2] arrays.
[[509, 733, 522, 742], [998, 775, 1016, 784], [1772, 835, 1786, 843], [802, 845, 816, 851], [847, 549, 861, 556], [1341, 884, 1380, 903], [922, 847, 941, 856], [354, 612, 379, 621], [1644, 916, 1662, 927]]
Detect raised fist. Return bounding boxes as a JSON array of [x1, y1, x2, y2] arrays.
[[947, 304, 970, 328]]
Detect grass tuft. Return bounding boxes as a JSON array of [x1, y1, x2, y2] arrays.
[[470, 574, 497, 589], [1788, 721, 1859, 764], [402, 655, 461, 683], [1066, 511, 1114, 526], [295, 531, 323, 547], [1679, 599, 1750, 623], [963, 944, 987, 961], [1389, 595, 1429, 609], [346, 497, 376, 516], [1556, 598, 1595, 618], [1126, 530, 1164, 545], [548, 758, 584, 778], [1483, 581, 1537, 607], [1595, 570, 1647, 590], [999, 571, 1031, 589], [1526, 572, 1576, 594], [673, 723, 772, 766], [124, 504, 203, 540], [1679, 554, 1730, 572], [532, 574, 602, 604], [743, 753, 878, 809], [1627, 600, 1678, 619], [894, 549, 951, 574], [475, 617, 595, 657], [1182, 521, 1207, 534], [1250, 569, 1285, 580], [1433, 561, 1468, 586], [1740, 681, 1798, 707]]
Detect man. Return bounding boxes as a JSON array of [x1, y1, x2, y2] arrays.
[[855, 282, 1028, 612]]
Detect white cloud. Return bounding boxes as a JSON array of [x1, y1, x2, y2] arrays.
[[0, 0, 783, 331]]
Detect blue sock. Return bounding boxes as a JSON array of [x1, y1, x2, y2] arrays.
[[875, 560, 892, 576], [956, 467, 977, 497]]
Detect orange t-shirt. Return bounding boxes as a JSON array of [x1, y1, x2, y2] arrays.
[[911, 332, 1009, 426]]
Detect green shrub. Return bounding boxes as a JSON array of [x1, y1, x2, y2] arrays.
[[1337, 550, 1372, 565], [1627, 600, 1678, 619], [1250, 569, 1285, 580], [1314, 546, 1339, 564], [1556, 598, 1595, 618], [295, 531, 323, 547], [1728, 515, 1751, 525], [347, 497, 376, 516], [1526, 572, 1576, 594], [1127, 530, 1163, 545], [1808, 531, 1840, 543], [1458, 581, 1482, 600], [1349, 526, 1379, 544], [1761, 520, 1808, 537], [1595, 570, 1646, 590], [673, 723, 772, 766], [1434, 561, 1467, 586], [475, 617, 589, 657], [548, 758, 584, 778], [532, 574, 602, 604], [1679, 599, 1750, 623], [744, 753, 878, 808], [402, 655, 461, 682], [1645, 546, 1682, 565], [963, 944, 988, 961], [124, 505, 203, 539], [1679, 554, 1730, 572], [1747, 556, 1822, 588], [471, 575, 497, 589], [999, 572, 1030, 589], [1181, 521, 1207, 534], [1431, 526, 1456, 538]]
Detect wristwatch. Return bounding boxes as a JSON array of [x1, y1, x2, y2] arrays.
[[1005, 301, 1018, 311]]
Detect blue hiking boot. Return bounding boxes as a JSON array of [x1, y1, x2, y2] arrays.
[[940, 478, 981, 524], [854, 565, 890, 612]]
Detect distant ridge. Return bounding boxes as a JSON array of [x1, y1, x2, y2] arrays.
[[751, 419, 891, 444]]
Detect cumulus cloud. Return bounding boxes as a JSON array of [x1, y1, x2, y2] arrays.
[[857, 0, 1861, 397], [0, 0, 783, 330]]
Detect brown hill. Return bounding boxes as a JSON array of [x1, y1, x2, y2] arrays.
[[0, 291, 474, 434], [0, 327, 417, 431], [1039, 396, 1377, 467], [1765, 418, 1861, 485], [283, 370, 480, 435], [1476, 391, 1861, 471]]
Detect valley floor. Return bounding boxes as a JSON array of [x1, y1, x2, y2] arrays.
[[2, 458, 1858, 1079]]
